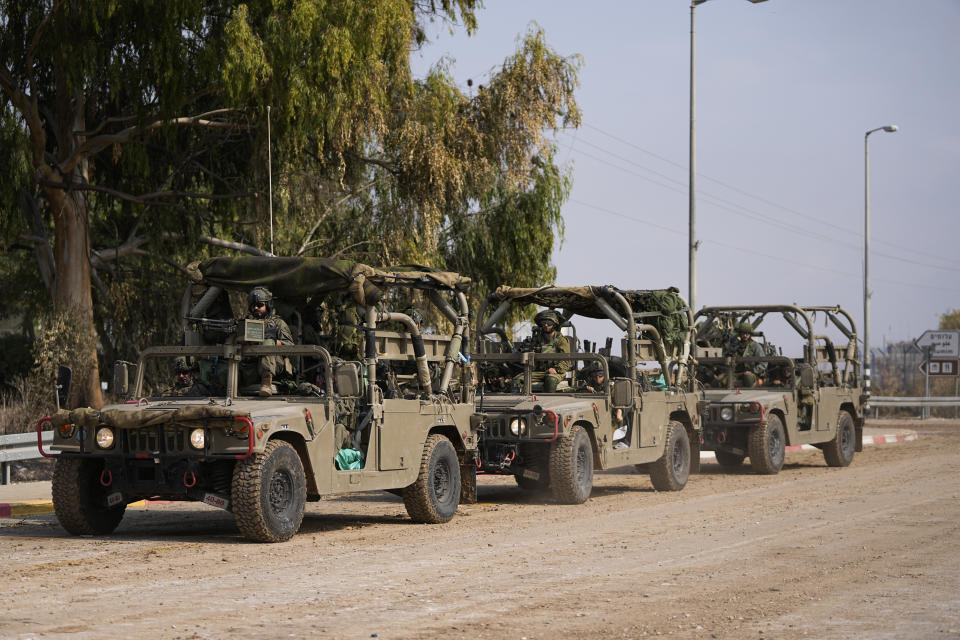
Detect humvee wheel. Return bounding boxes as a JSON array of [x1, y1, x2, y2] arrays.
[[714, 449, 746, 469], [649, 421, 691, 491], [404, 434, 461, 523], [232, 440, 306, 543], [823, 411, 856, 467], [549, 425, 593, 504], [748, 414, 786, 475], [52, 457, 126, 535]]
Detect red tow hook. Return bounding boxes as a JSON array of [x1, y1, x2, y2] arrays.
[[100, 470, 113, 487], [717, 431, 727, 444], [183, 471, 197, 488]]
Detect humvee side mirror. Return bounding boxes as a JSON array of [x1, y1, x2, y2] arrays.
[[112, 361, 129, 398], [56, 365, 72, 410], [334, 362, 361, 397], [611, 378, 634, 408], [798, 364, 816, 389]]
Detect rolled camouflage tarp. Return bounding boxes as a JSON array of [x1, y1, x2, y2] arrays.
[[48, 405, 251, 429], [190, 256, 469, 306]]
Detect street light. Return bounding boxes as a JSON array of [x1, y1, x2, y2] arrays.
[[863, 124, 899, 399], [689, 0, 768, 313]]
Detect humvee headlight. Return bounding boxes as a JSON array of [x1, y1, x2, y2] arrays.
[[95, 427, 115, 449], [509, 417, 527, 436], [719, 407, 734, 421], [189, 428, 205, 450]]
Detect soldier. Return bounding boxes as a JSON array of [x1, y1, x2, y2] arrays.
[[514, 309, 570, 392], [245, 286, 294, 396], [581, 361, 606, 393], [723, 321, 767, 388], [166, 358, 212, 397]]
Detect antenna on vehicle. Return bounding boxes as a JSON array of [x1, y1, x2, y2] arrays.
[[267, 105, 274, 256]]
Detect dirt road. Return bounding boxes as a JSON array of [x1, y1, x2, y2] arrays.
[[2, 420, 958, 640]]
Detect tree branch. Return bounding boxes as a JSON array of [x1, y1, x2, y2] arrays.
[[297, 179, 380, 256], [35, 178, 256, 204], [59, 108, 249, 174]]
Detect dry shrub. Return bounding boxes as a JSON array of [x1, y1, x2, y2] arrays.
[[0, 376, 54, 435]]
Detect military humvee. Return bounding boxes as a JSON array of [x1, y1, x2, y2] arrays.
[[39, 257, 479, 542], [472, 286, 701, 503], [694, 305, 865, 474]]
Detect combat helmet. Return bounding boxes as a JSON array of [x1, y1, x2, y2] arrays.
[[735, 321, 754, 335], [248, 286, 273, 313], [534, 309, 561, 326]]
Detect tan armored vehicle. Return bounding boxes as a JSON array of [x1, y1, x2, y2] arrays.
[[694, 305, 865, 474], [472, 286, 701, 503], [40, 257, 479, 542]]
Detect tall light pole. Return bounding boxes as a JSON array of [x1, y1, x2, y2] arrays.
[[864, 124, 899, 399], [689, 0, 768, 313]]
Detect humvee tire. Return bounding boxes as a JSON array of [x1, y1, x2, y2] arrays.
[[52, 457, 126, 535], [748, 414, 786, 475], [549, 425, 593, 504], [714, 449, 745, 468], [823, 410, 856, 467], [649, 421, 691, 491], [404, 434, 461, 523], [232, 440, 307, 543]]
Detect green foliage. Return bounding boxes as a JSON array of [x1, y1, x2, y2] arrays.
[[1, 0, 579, 386], [939, 309, 960, 331]]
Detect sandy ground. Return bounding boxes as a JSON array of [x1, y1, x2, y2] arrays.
[[1, 420, 958, 640]]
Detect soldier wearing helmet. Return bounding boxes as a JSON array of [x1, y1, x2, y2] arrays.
[[165, 358, 211, 397], [514, 309, 570, 392], [721, 321, 767, 388], [245, 286, 294, 396]]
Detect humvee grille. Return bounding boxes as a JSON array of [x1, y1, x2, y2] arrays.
[[124, 427, 189, 454]]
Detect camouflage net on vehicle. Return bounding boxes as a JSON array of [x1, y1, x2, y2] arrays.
[[489, 286, 690, 354], [48, 405, 250, 429], [187, 257, 469, 306]]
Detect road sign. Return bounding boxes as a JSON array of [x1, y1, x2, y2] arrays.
[[915, 330, 960, 357], [918, 358, 960, 377]]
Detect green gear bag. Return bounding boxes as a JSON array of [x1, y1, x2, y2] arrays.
[[335, 448, 365, 470]]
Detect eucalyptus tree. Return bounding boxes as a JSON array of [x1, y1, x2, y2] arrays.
[[0, 0, 579, 408]]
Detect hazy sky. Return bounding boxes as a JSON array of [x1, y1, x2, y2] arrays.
[[412, 1, 960, 351]]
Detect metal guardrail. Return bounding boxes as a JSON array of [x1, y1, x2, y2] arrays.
[[868, 396, 960, 420], [0, 431, 52, 485], [868, 396, 960, 407]]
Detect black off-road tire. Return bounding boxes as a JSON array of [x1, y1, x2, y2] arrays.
[[823, 411, 856, 467], [232, 440, 307, 543], [404, 435, 461, 523], [748, 414, 786, 475], [714, 449, 746, 468], [549, 425, 593, 504], [649, 421, 691, 491], [514, 473, 549, 491], [52, 457, 126, 535]]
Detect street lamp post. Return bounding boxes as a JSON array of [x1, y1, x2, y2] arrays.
[[689, 0, 768, 313], [863, 124, 899, 399]]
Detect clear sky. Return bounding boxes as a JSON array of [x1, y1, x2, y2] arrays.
[[412, 1, 960, 352]]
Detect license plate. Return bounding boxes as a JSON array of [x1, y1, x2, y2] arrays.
[[522, 469, 540, 481], [106, 492, 124, 507], [202, 493, 231, 511]]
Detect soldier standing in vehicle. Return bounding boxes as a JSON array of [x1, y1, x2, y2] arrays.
[[245, 286, 294, 396], [516, 309, 570, 392], [166, 358, 212, 397]]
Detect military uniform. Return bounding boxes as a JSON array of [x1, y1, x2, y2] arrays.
[[514, 310, 570, 392], [242, 287, 295, 396], [721, 322, 767, 388]]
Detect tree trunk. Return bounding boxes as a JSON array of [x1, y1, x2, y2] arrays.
[[42, 171, 103, 409]]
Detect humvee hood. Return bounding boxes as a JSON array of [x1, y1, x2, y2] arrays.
[[702, 389, 785, 405]]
